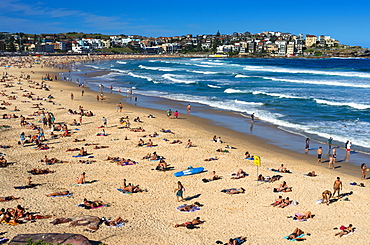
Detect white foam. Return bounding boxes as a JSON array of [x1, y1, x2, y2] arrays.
[[207, 84, 222, 88], [234, 99, 264, 106], [139, 65, 182, 72], [162, 74, 197, 84], [116, 61, 127, 64], [244, 65, 370, 79], [252, 91, 303, 99], [224, 88, 247, 93], [263, 77, 370, 88], [127, 72, 153, 82], [314, 99, 370, 110], [235, 74, 251, 78], [187, 70, 218, 75]]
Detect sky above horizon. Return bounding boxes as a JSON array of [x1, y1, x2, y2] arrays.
[[1, 0, 369, 48]]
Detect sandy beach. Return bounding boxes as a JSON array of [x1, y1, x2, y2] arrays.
[[0, 55, 369, 245]]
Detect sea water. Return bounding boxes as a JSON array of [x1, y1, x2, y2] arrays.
[[74, 57, 370, 154]]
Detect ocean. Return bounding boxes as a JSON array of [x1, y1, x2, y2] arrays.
[[71, 57, 370, 155]]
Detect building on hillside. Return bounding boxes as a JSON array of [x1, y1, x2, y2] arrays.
[[286, 41, 295, 56], [276, 40, 287, 56], [34, 44, 54, 53], [305, 35, 317, 47], [265, 43, 279, 54]]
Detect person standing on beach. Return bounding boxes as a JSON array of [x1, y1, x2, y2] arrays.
[[102, 117, 107, 127], [305, 138, 310, 153], [346, 141, 352, 154], [333, 177, 342, 198], [175, 181, 185, 202], [81, 90, 84, 96], [332, 147, 337, 165], [186, 104, 191, 114], [317, 147, 322, 163], [96, 95, 99, 101], [70, 93, 74, 100], [167, 109, 172, 118], [361, 163, 367, 180], [251, 113, 255, 122], [328, 154, 334, 169], [328, 137, 333, 151]]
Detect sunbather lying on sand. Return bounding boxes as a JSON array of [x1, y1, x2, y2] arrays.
[[294, 211, 313, 221], [66, 148, 80, 152], [178, 203, 203, 211], [0, 196, 19, 202], [40, 155, 63, 164], [72, 138, 85, 142], [231, 169, 246, 179], [174, 217, 204, 228], [160, 128, 174, 134], [216, 148, 229, 153], [93, 145, 109, 149], [83, 198, 104, 208], [287, 228, 306, 241], [225, 188, 245, 195], [30, 168, 54, 174], [46, 191, 70, 197], [278, 197, 292, 208], [274, 181, 292, 192], [271, 196, 283, 207], [204, 156, 218, 161], [104, 217, 128, 226], [226, 236, 247, 245], [335, 224, 353, 237], [170, 139, 182, 144]]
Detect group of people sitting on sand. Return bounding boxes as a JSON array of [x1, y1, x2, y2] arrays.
[[273, 181, 292, 193], [0, 205, 52, 224]]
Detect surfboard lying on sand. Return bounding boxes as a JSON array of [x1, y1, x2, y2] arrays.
[[174, 167, 204, 177]]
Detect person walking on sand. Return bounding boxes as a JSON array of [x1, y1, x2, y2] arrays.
[[251, 113, 255, 122], [175, 181, 185, 202], [328, 154, 334, 169], [70, 93, 74, 100], [332, 147, 337, 165], [317, 147, 322, 163], [103, 117, 107, 127], [20, 132, 25, 147], [305, 138, 310, 153], [361, 163, 367, 180], [333, 177, 342, 198]]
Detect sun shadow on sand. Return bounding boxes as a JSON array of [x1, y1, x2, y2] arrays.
[[184, 194, 201, 201]]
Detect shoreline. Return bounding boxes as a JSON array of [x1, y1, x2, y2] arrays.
[[1, 55, 369, 244], [71, 59, 370, 170]]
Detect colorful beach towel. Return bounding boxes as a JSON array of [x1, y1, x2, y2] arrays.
[[106, 221, 126, 228], [0, 238, 9, 244], [71, 183, 91, 187], [284, 234, 305, 241], [116, 188, 133, 195], [176, 204, 200, 213], [72, 155, 93, 158], [117, 161, 137, 166]]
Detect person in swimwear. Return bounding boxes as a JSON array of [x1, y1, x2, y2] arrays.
[[287, 228, 306, 241], [174, 217, 204, 228]]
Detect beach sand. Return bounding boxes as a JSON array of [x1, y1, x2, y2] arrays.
[[0, 56, 369, 245]]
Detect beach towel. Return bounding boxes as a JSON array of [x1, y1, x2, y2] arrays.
[[176, 204, 200, 213], [342, 229, 356, 237], [117, 161, 137, 166], [71, 183, 91, 187], [106, 221, 126, 228], [0, 238, 9, 244], [50, 193, 73, 198], [76, 203, 106, 209], [72, 155, 93, 158], [245, 157, 254, 160], [293, 213, 307, 221], [14, 184, 36, 189], [116, 188, 133, 195], [221, 188, 238, 192], [315, 199, 324, 204], [284, 234, 305, 241]]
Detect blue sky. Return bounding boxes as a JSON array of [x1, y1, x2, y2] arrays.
[[1, 0, 369, 48]]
